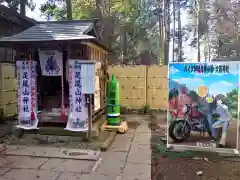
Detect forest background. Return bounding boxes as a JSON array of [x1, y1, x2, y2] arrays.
[[2, 0, 240, 64]]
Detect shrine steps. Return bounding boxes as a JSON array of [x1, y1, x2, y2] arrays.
[[13, 114, 106, 139]]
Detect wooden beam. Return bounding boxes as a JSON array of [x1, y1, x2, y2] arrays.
[[82, 42, 108, 54]]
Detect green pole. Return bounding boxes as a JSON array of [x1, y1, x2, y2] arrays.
[[107, 74, 120, 125]]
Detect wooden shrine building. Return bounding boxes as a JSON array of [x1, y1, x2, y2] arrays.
[[0, 20, 112, 125], [0, 4, 36, 62]]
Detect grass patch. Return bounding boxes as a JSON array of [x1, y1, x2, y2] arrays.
[[151, 135, 220, 161], [151, 135, 195, 159]]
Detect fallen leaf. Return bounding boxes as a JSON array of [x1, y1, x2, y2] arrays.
[[196, 171, 203, 176], [192, 157, 201, 160], [203, 157, 209, 162]]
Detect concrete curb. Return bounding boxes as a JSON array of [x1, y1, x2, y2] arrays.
[[100, 131, 117, 151], [0, 144, 6, 153], [3, 145, 101, 160]]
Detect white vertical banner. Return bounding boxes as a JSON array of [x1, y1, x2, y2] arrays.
[[65, 60, 88, 132], [38, 50, 63, 76], [16, 61, 39, 130]]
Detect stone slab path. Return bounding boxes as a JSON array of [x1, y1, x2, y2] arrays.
[[4, 146, 101, 160], [0, 118, 151, 180]]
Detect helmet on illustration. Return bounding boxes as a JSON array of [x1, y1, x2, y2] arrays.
[[217, 99, 228, 110], [197, 85, 208, 98]]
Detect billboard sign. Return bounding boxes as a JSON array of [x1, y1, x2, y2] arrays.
[[168, 62, 239, 152]]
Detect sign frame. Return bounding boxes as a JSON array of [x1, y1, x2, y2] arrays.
[[167, 61, 240, 155]]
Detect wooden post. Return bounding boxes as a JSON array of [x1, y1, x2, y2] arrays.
[[66, 0, 73, 20], [145, 66, 148, 105], [87, 94, 93, 141]]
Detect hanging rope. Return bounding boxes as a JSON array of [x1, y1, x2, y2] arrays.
[[61, 52, 66, 121], [29, 54, 35, 121]]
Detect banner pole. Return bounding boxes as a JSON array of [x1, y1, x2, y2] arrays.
[[87, 94, 93, 141], [29, 54, 35, 122], [61, 55, 66, 121], [236, 65, 240, 150]]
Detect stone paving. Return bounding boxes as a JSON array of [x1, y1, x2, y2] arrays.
[[0, 120, 151, 180]]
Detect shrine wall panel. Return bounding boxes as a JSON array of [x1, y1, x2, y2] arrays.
[[0, 63, 18, 117]]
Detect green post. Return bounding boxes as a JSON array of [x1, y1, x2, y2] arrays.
[[107, 74, 120, 125]]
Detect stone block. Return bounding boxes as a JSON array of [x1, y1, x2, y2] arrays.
[[1, 169, 61, 180], [4, 156, 48, 169], [109, 136, 132, 152], [0, 167, 10, 176], [4, 146, 101, 160], [57, 172, 116, 180], [95, 152, 128, 176], [121, 163, 151, 180], [47, 136, 58, 143], [135, 124, 151, 134], [0, 157, 11, 167], [57, 136, 70, 142], [120, 128, 135, 138], [41, 158, 94, 173], [127, 144, 151, 165], [133, 132, 151, 145]]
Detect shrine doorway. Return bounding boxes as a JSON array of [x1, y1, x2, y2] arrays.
[[36, 50, 69, 123]]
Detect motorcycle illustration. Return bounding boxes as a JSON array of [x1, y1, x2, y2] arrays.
[[168, 104, 223, 142]]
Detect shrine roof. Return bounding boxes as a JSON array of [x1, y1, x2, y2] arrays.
[[0, 20, 95, 42], [0, 4, 36, 27]]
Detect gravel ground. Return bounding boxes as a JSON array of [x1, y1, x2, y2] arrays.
[[0, 130, 111, 150]]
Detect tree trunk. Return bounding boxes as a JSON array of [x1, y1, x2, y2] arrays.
[[121, 28, 127, 59], [95, 0, 101, 13], [95, 0, 105, 41], [20, 0, 26, 16], [208, 34, 211, 62], [156, 1, 164, 64], [197, 0, 200, 62], [66, 0, 72, 20], [164, 0, 170, 65], [172, 0, 176, 62], [177, 0, 182, 62]]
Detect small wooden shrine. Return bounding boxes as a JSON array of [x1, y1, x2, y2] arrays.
[[0, 20, 112, 128]]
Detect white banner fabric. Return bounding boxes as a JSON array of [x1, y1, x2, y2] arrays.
[[39, 50, 63, 76], [65, 60, 89, 132], [16, 60, 39, 130]]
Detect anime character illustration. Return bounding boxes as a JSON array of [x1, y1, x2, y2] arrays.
[[212, 99, 230, 147], [168, 63, 239, 149]]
